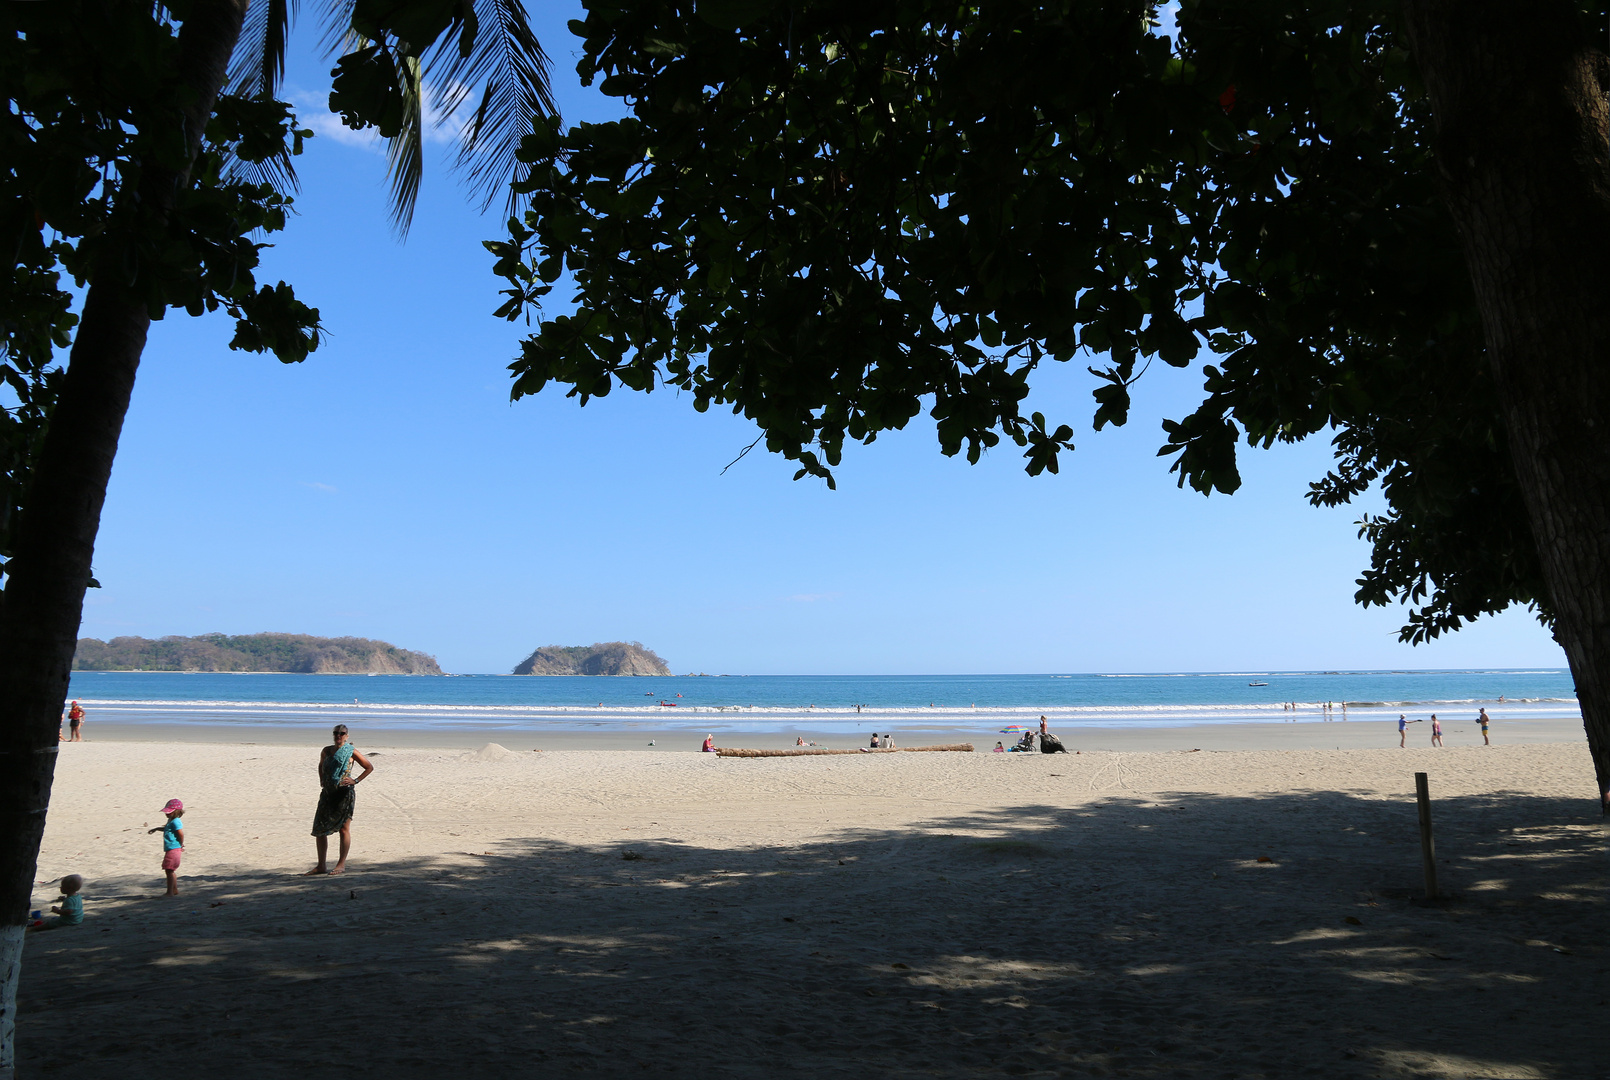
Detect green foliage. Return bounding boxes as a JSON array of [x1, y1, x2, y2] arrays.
[[1, 0, 322, 591], [490, 0, 1564, 642], [73, 632, 444, 674]]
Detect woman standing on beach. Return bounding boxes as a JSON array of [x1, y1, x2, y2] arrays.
[[306, 724, 374, 876]]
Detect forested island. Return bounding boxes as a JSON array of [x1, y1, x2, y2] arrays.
[[73, 633, 444, 674], [512, 642, 670, 676]]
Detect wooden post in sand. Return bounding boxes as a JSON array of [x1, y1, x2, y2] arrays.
[[1414, 772, 1438, 900]]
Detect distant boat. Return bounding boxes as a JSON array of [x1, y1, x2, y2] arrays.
[[1249, 681, 1269, 686]]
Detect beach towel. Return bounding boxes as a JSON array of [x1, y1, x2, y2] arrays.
[[311, 743, 357, 837]]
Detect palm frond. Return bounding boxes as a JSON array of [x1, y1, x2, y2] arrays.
[[227, 0, 297, 97], [385, 54, 426, 236], [220, 0, 301, 192], [314, 0, 556, 232], [223, 147, 301, 193], [316, 0, 362, 59], [421, 0, 559, 216]]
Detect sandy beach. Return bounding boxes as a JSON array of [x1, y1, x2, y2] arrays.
[[18, 731, 1608, 1078], [73, 712, 1591, 753]]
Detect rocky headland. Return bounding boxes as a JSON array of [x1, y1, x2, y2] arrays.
[[512, 641, 670, 676], [72, 633, 443, 674]]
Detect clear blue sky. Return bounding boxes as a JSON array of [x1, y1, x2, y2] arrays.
[[74, 5, 1567, 675]]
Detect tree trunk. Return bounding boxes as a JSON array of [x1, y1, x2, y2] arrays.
[[1401, 0, 1610, 809], [0, 4, 246, 1075]]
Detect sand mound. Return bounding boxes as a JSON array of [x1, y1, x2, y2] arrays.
[[471, 742, 514, 761]]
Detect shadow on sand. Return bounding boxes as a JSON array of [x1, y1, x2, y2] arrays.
[[18, 787, 1607, 1078]]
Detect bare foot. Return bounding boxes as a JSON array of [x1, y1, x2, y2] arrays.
[[327, 866, 346, 876], [301, 867, 329, 876]]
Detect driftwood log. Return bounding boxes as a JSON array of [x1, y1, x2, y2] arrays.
[[715, 744, 974, 758]]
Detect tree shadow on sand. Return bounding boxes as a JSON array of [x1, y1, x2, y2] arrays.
[[19, 787, 1607, 1079]]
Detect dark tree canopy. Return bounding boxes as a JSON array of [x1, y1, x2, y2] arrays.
[[2, 3, 566, 1058], [2, 0, 560, 597], [491, 0, 1564, 642], [1, 1, 321, 593]]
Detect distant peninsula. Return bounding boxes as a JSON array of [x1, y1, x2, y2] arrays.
[[73, 633, 444, 675], [512, 641, 670, 676]]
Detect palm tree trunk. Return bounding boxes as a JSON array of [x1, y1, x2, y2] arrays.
[[0, 3, 246, 1075], [1401, 0, 1610, 808]]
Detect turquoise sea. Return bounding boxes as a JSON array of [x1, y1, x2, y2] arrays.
[[67, 668, 1578, 735]]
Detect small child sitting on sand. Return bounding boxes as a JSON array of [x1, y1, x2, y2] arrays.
[[31, 874, 84, 930], [30, 875, 84, 933]]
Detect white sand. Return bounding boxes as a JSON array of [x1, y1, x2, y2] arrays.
[[19, 735, 1608, 1078]]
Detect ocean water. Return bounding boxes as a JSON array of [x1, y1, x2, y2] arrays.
[[66, 669, 1579, 735]]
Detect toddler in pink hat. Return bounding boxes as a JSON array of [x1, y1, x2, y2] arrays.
[[147, 799, 185, 896]]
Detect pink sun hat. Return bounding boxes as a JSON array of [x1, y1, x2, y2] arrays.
[[160, 799, 184, 815]]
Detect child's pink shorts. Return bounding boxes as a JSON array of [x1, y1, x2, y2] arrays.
[[161, 849, 182, 871]]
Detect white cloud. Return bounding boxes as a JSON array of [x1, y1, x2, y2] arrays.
[[421, 81, 471, 146], [290, 89, 380, 150], [288, 82, 467, 154], [302, 481, 339, 494]]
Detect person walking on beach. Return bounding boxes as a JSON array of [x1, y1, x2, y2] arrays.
[[1398, 714, 1418, 747], [1039, 715, 1049, 737], [306, 724, 374, 876], [148, 799, 184, 896], [1430, 714, 1444, 747], [66, 700, 84, 741], [1479, 707, 1491, 745]]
